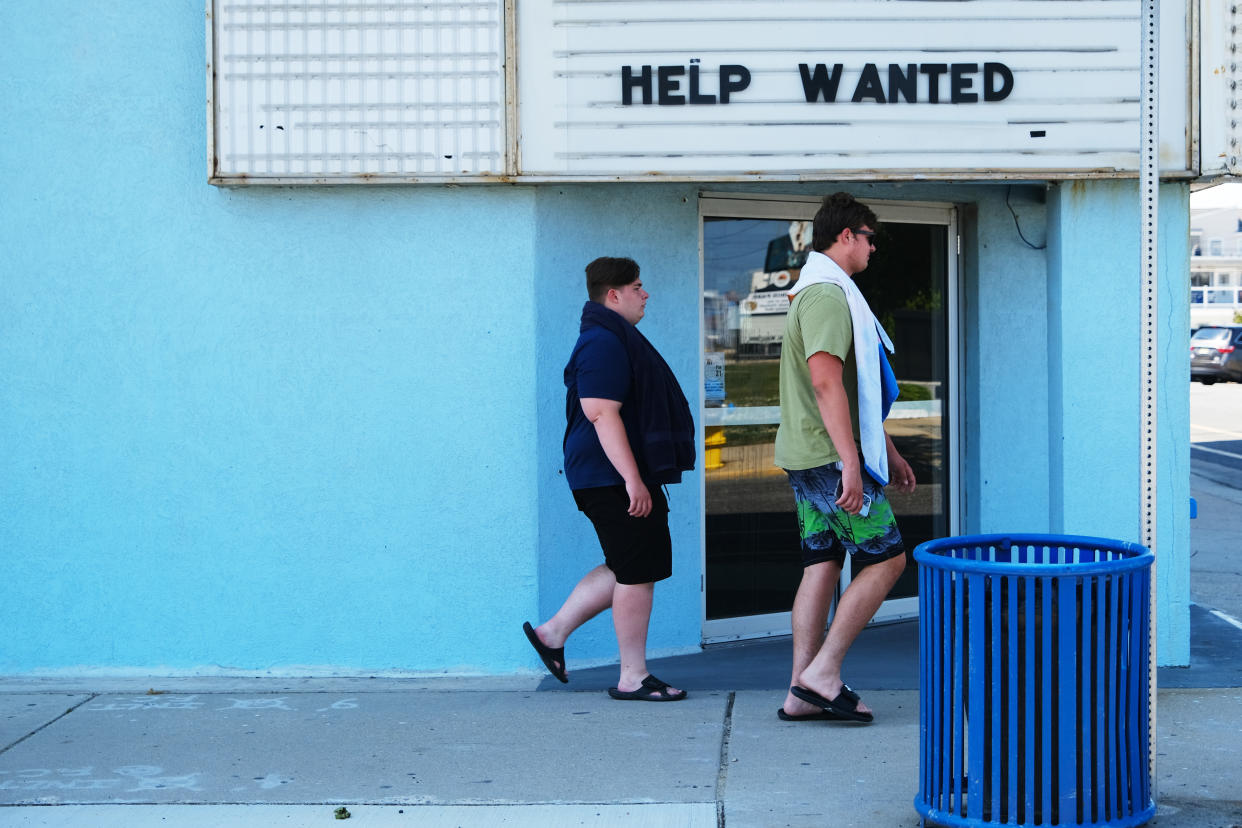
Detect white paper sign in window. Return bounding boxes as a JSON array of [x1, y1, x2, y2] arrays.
[[210, 0, 506, 182]]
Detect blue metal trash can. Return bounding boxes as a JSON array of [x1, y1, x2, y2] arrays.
[[913, 534, 1155, 828]]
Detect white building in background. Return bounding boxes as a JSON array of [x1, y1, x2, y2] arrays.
[[1190, 206, 1242, 326]]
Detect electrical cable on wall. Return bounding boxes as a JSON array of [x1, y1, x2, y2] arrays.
[[1005, 186, 1046, 250]]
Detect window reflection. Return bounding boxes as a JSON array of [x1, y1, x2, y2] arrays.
[[703, 216, 950, 621]]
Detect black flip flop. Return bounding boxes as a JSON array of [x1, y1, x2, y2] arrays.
[[523, 621, 568, 683], [777, 707, 845, 722], [607, 674, 686, 702], [790, 683, 874, 723]]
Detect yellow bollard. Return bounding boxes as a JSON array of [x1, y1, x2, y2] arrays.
[[704, 426, 726, 470]]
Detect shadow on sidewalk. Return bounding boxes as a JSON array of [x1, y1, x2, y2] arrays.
[[537, 607, 1242, 693]]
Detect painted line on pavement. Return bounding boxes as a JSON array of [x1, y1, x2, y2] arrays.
[[1209, 608, 1242, 633], [1190, 443, 1242, 461], [0, 803, 719, 827]]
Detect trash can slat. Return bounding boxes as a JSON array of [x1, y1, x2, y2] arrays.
[[1117, 573, 1127, 819], [991, 575, 1002, 821], [1094, 576, 1107, 822], [1041, 574, 1053, 822], [954, 570, 966, 809], [968, 571, 985, 819], [1007, 574, 1019, 821], [1058, 575, 1077, 822]]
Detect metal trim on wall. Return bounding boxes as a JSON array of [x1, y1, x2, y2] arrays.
[[1139, 0, 1161, 796]]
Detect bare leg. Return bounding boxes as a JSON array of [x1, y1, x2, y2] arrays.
[[782, 560, 843, 716], [797, 553, 905, 716], [535, 568, 681, 695], [611, 581, 654, 692], [532, 564, 616, 678]]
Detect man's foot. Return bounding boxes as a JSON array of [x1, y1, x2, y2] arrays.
[[790, 683, 873, 723], [793, 674, 874, 717], [523, 622, 568, 683], [608, 674, 686, 701], [777, 707, 845, 722], [781, 690, 828, 718]]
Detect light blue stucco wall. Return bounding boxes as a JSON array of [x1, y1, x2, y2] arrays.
[[1, 3, 1191, 672], [1, 1, 544, 673], [961, 186, 1053, 533], [532, 185, 705, 663], [1044, 181, 1192, 664], [2, 184, 543, 673]]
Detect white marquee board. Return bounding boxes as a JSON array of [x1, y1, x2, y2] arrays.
[[517, 0, 1191, 178]]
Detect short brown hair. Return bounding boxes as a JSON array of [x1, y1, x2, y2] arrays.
[[812, 192, 879, 252], [586, 257, 640, 303]]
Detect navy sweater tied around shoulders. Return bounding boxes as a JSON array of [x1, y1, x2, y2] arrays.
[[565, 301, 696, 485]]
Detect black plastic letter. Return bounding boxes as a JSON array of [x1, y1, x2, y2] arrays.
[[950, 63, 978, 103], [688, 64, 717, 104], [799, 63, 843, 103], [719, 65, 751, 103], [658, 66, 686, 105], [621, 65, 652, 105], [920, 64, 948, 104], [984, 62, 1014, 101], [851, 64, 886, 103], [888, 64, 918, 103]]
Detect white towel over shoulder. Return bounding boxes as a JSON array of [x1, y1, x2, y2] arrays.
[[788, 251, 897, 485]]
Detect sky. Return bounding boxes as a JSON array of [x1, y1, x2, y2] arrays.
[[1191, 182, 1242, 209]]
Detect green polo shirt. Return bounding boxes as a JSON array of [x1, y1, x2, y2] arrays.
[[773, 283, 859, 470]]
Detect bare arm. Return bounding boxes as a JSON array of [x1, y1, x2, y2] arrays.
[[807, 351, 865, 514], [885, 431, 917, 494], [580, 397, 652, 517]]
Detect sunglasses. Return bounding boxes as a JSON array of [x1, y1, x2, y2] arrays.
[[852, 228, 876, 239]]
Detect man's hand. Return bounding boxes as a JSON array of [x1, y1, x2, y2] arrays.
[[886, 438, 916, 494], [624, 477, 653, 517], [835, 468, 867, 515]]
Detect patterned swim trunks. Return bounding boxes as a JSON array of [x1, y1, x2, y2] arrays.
[[784, 463, 906, 569]]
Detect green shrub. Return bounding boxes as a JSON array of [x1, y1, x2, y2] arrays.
[[897, 382, 932, 401]]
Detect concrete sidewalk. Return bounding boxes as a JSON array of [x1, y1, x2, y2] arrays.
[[1, 614, 1240, 827]]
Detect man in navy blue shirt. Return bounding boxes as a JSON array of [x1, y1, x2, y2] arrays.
[[524, 257, 694, 702]]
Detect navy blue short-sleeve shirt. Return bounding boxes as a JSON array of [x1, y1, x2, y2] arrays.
[[563, 327, 638, 489]]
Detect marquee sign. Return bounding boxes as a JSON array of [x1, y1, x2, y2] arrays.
[[209, 0, 1197, 183], [516, 0, 1191, 179]]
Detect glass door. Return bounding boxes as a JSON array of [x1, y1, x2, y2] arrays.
[[700, 194, 958, 643]]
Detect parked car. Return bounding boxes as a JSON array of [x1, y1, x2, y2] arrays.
[[1191, 325, 1242, 384]]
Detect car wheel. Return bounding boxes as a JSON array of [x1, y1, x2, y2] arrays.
[[1199, 377, 1218, 385]]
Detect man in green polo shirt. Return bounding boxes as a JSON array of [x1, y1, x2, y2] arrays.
[[774, 192, 917, 723]]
